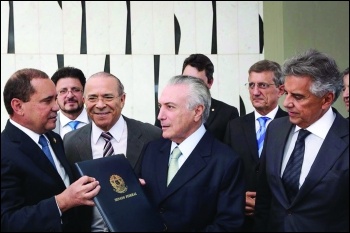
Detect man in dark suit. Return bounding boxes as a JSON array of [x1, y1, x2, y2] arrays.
[[224, 60, 287, 231], [1, 68, 100, 232], [137, 75, 245, 231], [155, 53, 239, 142], [254, 49, 349, 231], [51, 66, 91, 138], [63, 71, 162, 231]]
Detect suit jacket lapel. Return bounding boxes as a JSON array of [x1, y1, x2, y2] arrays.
[[244, 113, 260, 163], [46, 132, 74, 182], [295, 113, 349, 202], [6, 123, 66, 188], [75, 125, 94, 161], [270, 118, 294, 207], [205, 98, 217, 126], [157, 141, 173, 197], [164, 132, 210, 198], [125, 117, 144, 168]]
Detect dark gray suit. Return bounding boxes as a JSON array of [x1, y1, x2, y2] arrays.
[[254, 109, 349, 232], [224, 107, 288, 231], [63, 115, 162, 231]]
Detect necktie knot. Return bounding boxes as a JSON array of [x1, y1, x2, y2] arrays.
[[68, 120, 80, 130], [170, 147, 182, 160], [101, 132, 113, 142], [297, 129, 311, 141], [257, 116, 270, 128]]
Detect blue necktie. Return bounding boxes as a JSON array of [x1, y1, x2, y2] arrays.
[[38, 135, 56, 167], [282, 129, 311, 203], [256, 117, 270, 156], [68, 120, 80, 130]]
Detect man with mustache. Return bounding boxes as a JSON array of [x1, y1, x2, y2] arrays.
[[51, 67, 91, 138]]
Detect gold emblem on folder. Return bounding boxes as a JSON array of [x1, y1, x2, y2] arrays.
[[110, 175, 127, 193]]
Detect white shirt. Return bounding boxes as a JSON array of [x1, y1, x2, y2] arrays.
[[59, 108, 90, 138], [90, 115, 128, 232], [280, 107, 335, 188], [254, 106, 279, 133], [170, 124, 206, 168]]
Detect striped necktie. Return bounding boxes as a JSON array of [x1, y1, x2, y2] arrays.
[[256, 116, 270, 156], [282, 129, 311, 203], [101, 132, 114, 157]]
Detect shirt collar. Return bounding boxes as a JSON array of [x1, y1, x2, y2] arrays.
[[293, 107, 335, 139], [91, 115, 125, 144], [171, 124, 206, 157]]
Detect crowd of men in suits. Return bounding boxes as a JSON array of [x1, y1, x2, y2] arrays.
[[1, 50, 349, 232]]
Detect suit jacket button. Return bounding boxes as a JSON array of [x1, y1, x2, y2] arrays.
[[159, 208, 165, 213]]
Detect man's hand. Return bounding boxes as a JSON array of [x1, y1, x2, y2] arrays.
[[55, 176, 100, 212]]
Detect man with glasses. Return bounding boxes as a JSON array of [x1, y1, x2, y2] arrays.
[[51, 66, 91, 138], [63, 72, 162, 232], [224, 59, 287, 232]]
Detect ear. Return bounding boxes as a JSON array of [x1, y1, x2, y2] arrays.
[[11, 98, 24, 116], [321, 92, 334, 110], [194, 104, 204, 122], [277, 84, 285, 97], [207, 78, 214, 89], [120, 93, 126, 108]]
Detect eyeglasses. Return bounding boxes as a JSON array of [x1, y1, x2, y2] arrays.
[[58, 87, 83, 96], [245, 82, 276, 89], [86, 94, 122, 103]]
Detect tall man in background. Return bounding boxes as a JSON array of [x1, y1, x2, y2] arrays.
[[224, 59, 287, 231]]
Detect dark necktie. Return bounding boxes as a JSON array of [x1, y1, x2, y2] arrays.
[[167, 147, 182, 186], [38, 135, 56, 167], [257, 116, 270, 156], [282, 129, 311, 202], [101, 132, 114, 157], [68, 120, 80, 130]]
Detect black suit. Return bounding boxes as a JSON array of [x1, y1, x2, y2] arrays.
[[223, 107, 288, 231], [156, 97, 239, 142], [1, 120, 81, 232]]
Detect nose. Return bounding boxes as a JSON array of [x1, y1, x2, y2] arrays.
[[157, 106, 165, 121], [283, 94, 293, 108], [95, 98, 106, 108], [252, 85, 261, 95]]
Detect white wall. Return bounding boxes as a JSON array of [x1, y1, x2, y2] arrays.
[[1, 1, 264, 130]]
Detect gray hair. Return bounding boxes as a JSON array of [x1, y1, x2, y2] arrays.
[[248, 59, 283, 86], [282, 49, 342, 103], [167, 75, 211, 123]]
